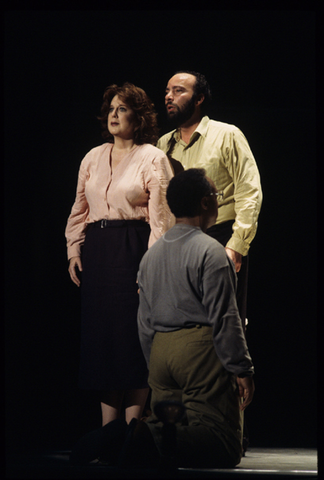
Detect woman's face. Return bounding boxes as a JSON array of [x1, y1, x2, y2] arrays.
[[108, 95, 137, 140]]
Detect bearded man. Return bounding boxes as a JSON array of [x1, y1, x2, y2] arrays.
[[157, 71, 263, 333]]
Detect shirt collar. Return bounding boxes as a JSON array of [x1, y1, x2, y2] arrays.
[[195, 115, 209, 137], [173, 116, 210, 144]]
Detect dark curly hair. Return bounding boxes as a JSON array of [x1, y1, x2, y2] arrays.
[[166, 168, 213, 218], [97, 82, 159, 145]]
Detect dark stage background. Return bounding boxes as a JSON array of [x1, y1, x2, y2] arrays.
[[5, 9, 317, 455]]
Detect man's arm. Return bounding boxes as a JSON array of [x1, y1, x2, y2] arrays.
[[202, 247, 254, 377], [223, 129, 263, 257], [137, 272, 156, 367]]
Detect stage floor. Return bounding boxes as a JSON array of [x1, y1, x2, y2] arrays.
[[6, 448, 318, 479]]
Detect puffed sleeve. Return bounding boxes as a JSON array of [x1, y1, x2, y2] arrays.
[[65, 160, 90, 260], [144, 151, 175, 247]]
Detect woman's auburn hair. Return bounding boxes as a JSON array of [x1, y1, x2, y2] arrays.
[[97, 82, 159, 145]]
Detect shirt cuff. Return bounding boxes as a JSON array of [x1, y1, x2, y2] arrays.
[[67, 244, 81, 260], [226, 237, 250, 256]]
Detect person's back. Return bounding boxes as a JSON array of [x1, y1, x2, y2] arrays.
[[137, 168, 254, 468], [138, 223, 249, 372], [138, 224, 232, 329]]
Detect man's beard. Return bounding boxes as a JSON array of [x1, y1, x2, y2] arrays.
[[166, 94, 197, 129]]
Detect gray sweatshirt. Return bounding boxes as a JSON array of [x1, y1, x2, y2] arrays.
[[137, 224, 254, 377]]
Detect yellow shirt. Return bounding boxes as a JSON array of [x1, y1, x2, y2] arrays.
[[157, 116, 262, 256]]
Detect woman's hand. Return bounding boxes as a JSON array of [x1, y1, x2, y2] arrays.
[[68, 256, 83, 287]]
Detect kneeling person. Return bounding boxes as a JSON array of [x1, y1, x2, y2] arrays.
[[137, 168, 255, 468]]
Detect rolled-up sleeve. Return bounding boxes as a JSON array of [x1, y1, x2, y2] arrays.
[[223, 130, 262, 256]]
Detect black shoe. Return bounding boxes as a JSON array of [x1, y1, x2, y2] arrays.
[[154, 400, 186, 469], [69, 418, 127, 466], [117, 418, 138, 468], [118, 419, 160, 469]]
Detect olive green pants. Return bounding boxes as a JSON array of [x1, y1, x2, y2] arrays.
[[146, 326, 244, 468]]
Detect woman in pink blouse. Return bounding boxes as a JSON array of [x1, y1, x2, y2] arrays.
[[65, 83, 174, 427]]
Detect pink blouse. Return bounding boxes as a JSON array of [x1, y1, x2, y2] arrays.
[[65, 143, 174, 259]]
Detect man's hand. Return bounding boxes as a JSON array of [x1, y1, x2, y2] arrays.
[[68, 256, 82, 287], [225, 247, 242, 273], [237, 376, 255, 411]]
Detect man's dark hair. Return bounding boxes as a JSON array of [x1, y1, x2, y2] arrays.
[[166, 168, 213, 218], [175, 70, 212, 115]]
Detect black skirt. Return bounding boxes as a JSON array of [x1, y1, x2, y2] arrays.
[[79, 219, 150, 391]]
